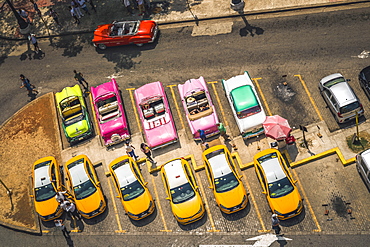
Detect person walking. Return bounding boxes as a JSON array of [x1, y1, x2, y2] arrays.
[[71, 0, 83, 18], [87, 0, 97, 13], [123, 0, 134, 15], [77, 0, 91, 15], [20, 74, 38, 95], [55, 191, 69, 203], [69, 6, 80, 24], [73, 70, 89, 91], [271, 214, 283, 236], [198, 129, 206, 143], [49, 8, 62, 27], [18, 8, 31, 23], [136, 0, 145, 16], [217, 122, 230, 140], [140, 143, 155, 164], [125, 141, 139, 160], [31, 0, 41, 17], [65, 201, 82, 220], [54, 219, 70, 238], [28, 34, 40, 53]]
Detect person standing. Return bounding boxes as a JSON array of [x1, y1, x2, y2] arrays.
[[18, 8, 31, 23], [87, 0, 97, 13], [140, 143, 155, 164], [20, 74, 38, 95], [65, 201, 82, 220], [77, 0, 91, 15], [71, 0, 83, 18], [125, 141, 139, 160], [136, 0, 145, 16], [123, 0, 134, 15], [73, 70, 89, 90], [198, 129, 206, 143], [272, 214, 282, 235], [217, 122, 230, 140], [28, 34, 40, 53], [69, 6, 80, 24], [55, 191, 68, 203], [49, 8, 62, 27], [54, 219, 70, 238]]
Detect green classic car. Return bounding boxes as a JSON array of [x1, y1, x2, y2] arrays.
[[55, 84, 93, 143]]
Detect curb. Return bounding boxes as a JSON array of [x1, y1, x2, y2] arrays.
[[0, 0, 368, 41]]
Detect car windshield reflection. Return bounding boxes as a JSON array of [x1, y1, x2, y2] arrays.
[[214, 172, 239, 193], [120, 180, 145, 201], [74, 180, 97, 200], [268, 177, 294, 198], [171, 182, 195, 204], [35, 183, 56, 202]]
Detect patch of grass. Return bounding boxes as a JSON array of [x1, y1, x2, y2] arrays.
[[346, 131, 370, 153]]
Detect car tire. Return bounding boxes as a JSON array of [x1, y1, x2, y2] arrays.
[[136, 43, 144, 47], [98, 44, 107, 50]]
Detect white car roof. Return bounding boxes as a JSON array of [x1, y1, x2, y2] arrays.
[[260, 157, 286, 183], [208, 153, 232, 178], [34, 165, 51, 188], [69, 161, 90, 186], [360, 149, 370, 169], [163, 159, 187, 189], [112, 162, 137, 188]]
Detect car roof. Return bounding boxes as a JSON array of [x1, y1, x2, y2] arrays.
[[112, 160, 137, 188], [360, 149, 370, 169], [34, 164, 51, 188], [207, 153, 232, 178], [163, 159, 187, 188], [68, 159, 90, 186], [231, 85, 258, 112], [360, 66, 370, 82], [260, 157, 287, 183], [329, 82, 357, 107]]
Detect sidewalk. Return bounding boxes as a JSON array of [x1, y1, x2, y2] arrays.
[[0, 0, 366, 40]]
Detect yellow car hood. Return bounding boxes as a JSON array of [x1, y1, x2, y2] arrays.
[[123, 190, 152, 215], [66, 119, 89, 138], [35, 197, 59, 217], [172, 194, 203, 219], [270, 189, 301, 215], [76, 189, 102, 214], [215, 184, 246, 208]]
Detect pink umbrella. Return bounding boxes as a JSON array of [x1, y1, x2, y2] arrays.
[[263, 115, 292, 140]]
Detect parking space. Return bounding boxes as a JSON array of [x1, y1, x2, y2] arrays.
[[45, 71, 370, 235]]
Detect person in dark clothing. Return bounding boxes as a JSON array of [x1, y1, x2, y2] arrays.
[[198, 129, 206, 143], [272, 214, 283, 235], [140, 142, 156, 164], [54, 219, 70, 238], [73, 70, 89, 91], [20, 74, 38, 95]]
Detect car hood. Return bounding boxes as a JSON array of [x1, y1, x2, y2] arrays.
[[145, 116, 177, 148], [188, 110, 218, 134], [92, 24, 111, 41], [269, 188, 301, 215], [236, 111, 266, 132], [215, 184, 246, 209], [123, 190, 152, 215], [172, 194, 203, 219], [65, 119, 89, 138], [76, 189, 102, 214], [35, 197, 59, 217], [100, 118, 127, 138]]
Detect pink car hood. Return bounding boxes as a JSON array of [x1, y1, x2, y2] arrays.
[[135, 81, 177, 148], [91, 79, 129, 145], [178, 77, 219, 136]]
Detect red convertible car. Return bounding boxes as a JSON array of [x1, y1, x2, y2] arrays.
[[92, 20, 158, 50]]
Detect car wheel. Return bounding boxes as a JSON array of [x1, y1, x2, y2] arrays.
[[136, 43, 144, 47], [98, 44, 107, 50]]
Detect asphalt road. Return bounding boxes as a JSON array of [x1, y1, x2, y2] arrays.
[[1, 6, 370, 247]]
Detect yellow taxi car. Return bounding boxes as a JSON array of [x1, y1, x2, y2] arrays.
[[161, 158, 205, 225], [109, 155, 155, 220], [64, 155, 106, 219], [253, 149, 303, 220], [202, 145, 248, 214], [32, 156, 63, 221]]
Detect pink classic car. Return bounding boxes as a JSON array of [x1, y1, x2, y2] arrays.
[[178, 76, 219, 140], [91, 79, 130, 146], [134, 81, 178, 149]]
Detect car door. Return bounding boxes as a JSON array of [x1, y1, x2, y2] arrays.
[[357, 156, 370, 188]]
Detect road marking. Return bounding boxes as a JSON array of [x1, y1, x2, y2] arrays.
[[151, 175, 171, 232], [208, 81, 228, 127], [166, 85, 185, 130], [126, 88, 142, 134], [200, 234, 292, 247], [252, 78, 272, 116], [283, 149, 322, 232], [195, 172, 220, 232], [103, 163, 124, 232], [294, 75, 323, 121]]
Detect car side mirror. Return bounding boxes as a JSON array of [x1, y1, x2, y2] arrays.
[[346, 79, 351, 82], [239, 175, 243, 179], [293, 180, 298, 184], [262, 191, 267, 194], [105, 172, 111, 177], [144, 182, 148, 186], [208, 186, 213, 189], [166, 197, 170, 201], [29, 194, 34, 198], [116, 195, 121, 199]]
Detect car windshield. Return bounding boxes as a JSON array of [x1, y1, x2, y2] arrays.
[[323, 77, 346, 88], [268, 177, 294, 198], [35, 183, 56, 202], [340, 101, 361, 114], [120, 180, 145, 201], [64, 112, 84, 126], [214, 172, 239, 193], [257, 152, 277, 163], [97, 95, 117, 108], [205, 149, 224, 159], [73, 179, 97, 200], [171, 182, 195, 204], [237, 105, 261, 119]]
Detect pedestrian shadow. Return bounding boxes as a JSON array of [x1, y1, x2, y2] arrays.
[[64, 235, 74, 247], [28, 91, 38, 101], [239, 14, 264, 37], [19, 42, 45, 61]]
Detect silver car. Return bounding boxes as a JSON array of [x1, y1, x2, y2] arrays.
[[319, 73, 363, 123], [356, 149, 370, 190]]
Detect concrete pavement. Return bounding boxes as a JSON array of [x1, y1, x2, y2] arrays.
[[0, 0, 369, 235]]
